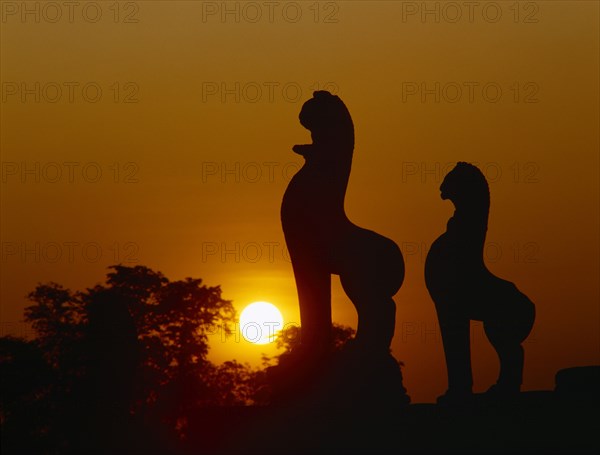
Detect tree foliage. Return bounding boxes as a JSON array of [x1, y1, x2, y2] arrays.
[[1, 265, 264, 452], [2, 264, 357, 453], [275, 323, 356, 354]]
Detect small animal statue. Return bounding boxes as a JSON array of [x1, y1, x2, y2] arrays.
[[425, 162, 536, 402]]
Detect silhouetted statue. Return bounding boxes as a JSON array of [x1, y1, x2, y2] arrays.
[[425, 162, 536, 403], [279, 91, 407, 405]]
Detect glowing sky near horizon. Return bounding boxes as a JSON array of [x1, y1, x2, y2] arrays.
[[1, 1, 598, 402]]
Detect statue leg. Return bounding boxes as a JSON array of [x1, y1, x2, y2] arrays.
[[337, 230, 403, 353], [484, 322, 524, 392], [341, 272, 396, 352], [484, 299, 534, 393], [289, 251, 332, 355], [435, 301, 473, 395], [267, 249, 331, 405], [335, 232, 410, 405]]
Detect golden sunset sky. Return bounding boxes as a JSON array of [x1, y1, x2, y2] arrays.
[[1, 1, 598, 402]]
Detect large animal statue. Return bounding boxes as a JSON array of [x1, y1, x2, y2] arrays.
[[278, 91, 407, 404], [425, 162, 536, 403]]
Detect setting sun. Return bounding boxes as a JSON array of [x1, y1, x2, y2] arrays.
[[239, 302, 284, 345]]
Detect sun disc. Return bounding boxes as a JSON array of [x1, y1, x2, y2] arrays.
[[239, 301, 283, 345]]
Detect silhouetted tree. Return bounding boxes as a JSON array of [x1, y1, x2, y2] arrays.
[[24, 283, 85, 372], [274, 323, 356, 356], [94, 266, 237, 419], [207, 360, 269, 406], [0, 336, 56, 453], [2, 265, 240, 452]]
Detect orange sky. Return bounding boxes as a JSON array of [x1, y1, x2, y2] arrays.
[[1, 1, 599, 403]]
